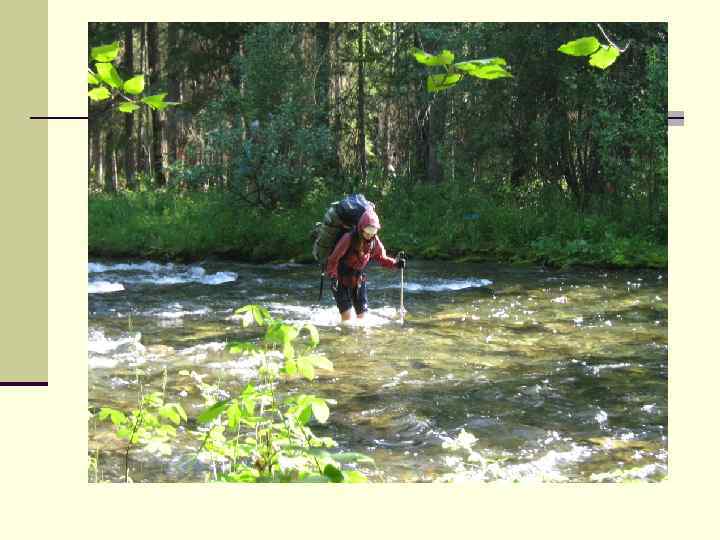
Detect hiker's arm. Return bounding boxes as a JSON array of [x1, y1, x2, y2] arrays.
[[326, 233, 352, 278], [372, 237, 398, 269]]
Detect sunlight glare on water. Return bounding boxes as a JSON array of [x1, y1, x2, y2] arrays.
[[88, 259, 667, 482]]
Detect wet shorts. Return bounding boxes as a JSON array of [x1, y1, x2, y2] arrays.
[[332, 280, 369, 315]]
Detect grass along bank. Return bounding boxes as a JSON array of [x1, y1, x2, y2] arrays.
[[89, 188, 667, 269]]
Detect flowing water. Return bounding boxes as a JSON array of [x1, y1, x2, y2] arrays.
[[88, 259, 667, 482]]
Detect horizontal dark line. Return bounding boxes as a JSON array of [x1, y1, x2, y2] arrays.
[[0, 381, 48, 386], [668, 116, 684, 119], [29, 116, 88, 120]]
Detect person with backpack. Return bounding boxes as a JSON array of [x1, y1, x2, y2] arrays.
[[325, 205, 406, 322]]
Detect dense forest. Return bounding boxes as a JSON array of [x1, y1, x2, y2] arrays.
[[88, 22, 667, 268]]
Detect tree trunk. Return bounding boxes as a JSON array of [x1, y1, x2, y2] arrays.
[[93, 124, 102, 188], [123, 24, 136, 190], [332, 23, 343, 179], [103, 128, 117, 193], [412, 28, 430, 184], [427, 96, 447, 184], [357, 23, 367, 185], [147, 22, 167, 187], [137, 23, 148, 180], [315, 22, 331, 129], [166, 23, 180, 169]]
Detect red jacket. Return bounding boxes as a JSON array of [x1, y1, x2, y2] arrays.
[[326, 208, 397, 287]]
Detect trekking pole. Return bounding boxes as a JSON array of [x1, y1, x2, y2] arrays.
[[398, 250, 406, 325]]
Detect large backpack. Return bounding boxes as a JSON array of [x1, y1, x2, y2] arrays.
[[311, 194, 374, 267]]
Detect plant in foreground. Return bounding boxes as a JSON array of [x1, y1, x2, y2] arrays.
[[193, 305, 373, 482], [93, 304, 373, 482], [96, 380, 187, 482]]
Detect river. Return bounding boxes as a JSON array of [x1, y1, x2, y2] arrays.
[[88, 259, 667, 482]]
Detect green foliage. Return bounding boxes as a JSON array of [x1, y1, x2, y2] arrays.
[[88, 23, 666, 268], [90, 41, 121, 62], [88, 190, 333, 261], [557, 36, 600, 56], [427, 73, 462, 92], [193, 306, 367, 482], [88, 87, 110, 101], [88, 182, 666, 268], [558, 36, 621, 69], [123, 75, 145, 95], [588, 45, 620, 68], [117, 102, 140, 113], [88, 42, 177, 114], [170, 28, 334, 208], [92, 305, 372, 483], [96, 385, 188, 481], [411, 48, 455, 66], [95, 62, 124, 88], [142, 93, 173, 111], [411, 46, 511, 92]]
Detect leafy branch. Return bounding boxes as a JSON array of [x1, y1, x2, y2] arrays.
[[410, 48, 512, 93], [413, 23, 629, 95], [557, 24, 630, 69], [88, 41, 178, 113]]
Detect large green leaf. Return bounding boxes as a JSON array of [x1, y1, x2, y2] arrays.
[[158, 405, 181, 425], [297, 356, 315, 380], [123, 75, 145, 95], [88, 87, 111, 101], [143, 392, 164, 407], [589, 45, 620, 69], [297, 354, 332, 370], [323, 463, 344, 483], [265, 321, 299, 346], [454, 57, 507, 72], [95, 63, 124, 89], [241, 395, 255, 417], [283, 341, 295, 361], [91, 42, 120, 62], [141, 93, 170, 111], [99, 407, 127, 426], [310, 399, 330, 424], [197, 399, 231, 424], [117, 102, 140, 113], [301, 323, 320, 347], [465, 64, 512, 80], [88, 72, 100, 85], [411, 47, 455, 66], [558, 37, 601, 57], [298, 405, 312, 426], [427, 73, 462, 92], [171, 403, 187, 422], [252, 306, 271, 326], [283, 358, 298, 376], [226, 401, 242, 429]]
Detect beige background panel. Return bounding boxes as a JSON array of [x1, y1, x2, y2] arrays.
[[0, 0, 48, 382], [6, 1, 717, 538]]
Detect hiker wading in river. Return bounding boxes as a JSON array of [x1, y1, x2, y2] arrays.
[[326, 206, 407, 322]]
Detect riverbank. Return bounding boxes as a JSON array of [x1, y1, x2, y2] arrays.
[[89, 190, 667, 269]]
